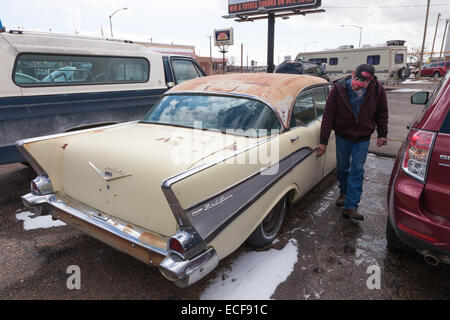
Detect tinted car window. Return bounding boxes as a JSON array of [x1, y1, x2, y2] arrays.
[[142, 95, 281, 136], [440, 111, 450, 134], [275, 62, 303, 74], [14, 54, 149, 86]]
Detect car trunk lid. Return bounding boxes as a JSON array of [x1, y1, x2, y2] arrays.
[[60, 123, 247, 236]]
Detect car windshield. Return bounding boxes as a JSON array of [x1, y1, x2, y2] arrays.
[[141, 94, 282, 137]]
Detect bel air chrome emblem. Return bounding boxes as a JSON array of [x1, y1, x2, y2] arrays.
[[191, 194, 234, 218], [89, 162, 133, 181]]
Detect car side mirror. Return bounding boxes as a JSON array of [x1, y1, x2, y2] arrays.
[[166, 82, 175, 88], [411, 91, 429, 105]]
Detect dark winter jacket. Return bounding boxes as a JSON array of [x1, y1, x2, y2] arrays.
[[320, 75, 388, 145]]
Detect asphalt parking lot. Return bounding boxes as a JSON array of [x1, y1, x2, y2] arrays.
[[0, 79, 448, 300]]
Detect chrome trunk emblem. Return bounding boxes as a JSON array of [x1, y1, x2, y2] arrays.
[[89, 162, 133, 181]]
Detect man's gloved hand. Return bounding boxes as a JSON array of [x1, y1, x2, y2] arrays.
[[377, 138, 388, 147], [316, 144, 327, 157]]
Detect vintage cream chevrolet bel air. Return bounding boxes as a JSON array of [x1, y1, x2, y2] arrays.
[[19, 73, 336, 287]]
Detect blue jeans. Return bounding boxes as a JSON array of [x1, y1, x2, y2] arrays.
[[336, 136, 370, 210]]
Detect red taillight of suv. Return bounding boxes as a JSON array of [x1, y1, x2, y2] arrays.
[[402, 129, 436, 183]]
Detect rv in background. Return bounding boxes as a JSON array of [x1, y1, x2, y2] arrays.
[[0, 29, 205, 165], [295, 40, 408, 85]]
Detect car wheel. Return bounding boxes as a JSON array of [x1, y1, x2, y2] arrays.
[[246, 197, 287, 248], [433, 71, 440, 79], [398, 67, 406, 80], [386, 216, 412, 252]]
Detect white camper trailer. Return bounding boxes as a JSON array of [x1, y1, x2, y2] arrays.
[[295, 40, 408, 85]]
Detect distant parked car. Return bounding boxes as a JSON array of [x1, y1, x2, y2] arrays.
[[387, 70, 450, 266], [415, 61, 450, 79], [275, 60, 330, 81]]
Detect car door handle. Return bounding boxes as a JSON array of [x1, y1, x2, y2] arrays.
[[290, 136, 300, 143]]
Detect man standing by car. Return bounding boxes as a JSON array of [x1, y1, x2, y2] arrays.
[[316, 64, 389, 221]]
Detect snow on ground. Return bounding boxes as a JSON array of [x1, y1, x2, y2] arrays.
[[402, 79, 432, 84], [16, 211, 66, 230], [201, 239, 298, 300], [389, 89, 423, 93]]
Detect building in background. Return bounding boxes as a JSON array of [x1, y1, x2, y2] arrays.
[[197, 56, 228, 75]]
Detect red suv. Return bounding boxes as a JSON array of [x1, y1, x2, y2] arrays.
[[415, 61, 450, 79], [387, 71, 450, 265]]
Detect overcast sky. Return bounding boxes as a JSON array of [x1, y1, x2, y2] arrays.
[[1, 0, 449, 65]]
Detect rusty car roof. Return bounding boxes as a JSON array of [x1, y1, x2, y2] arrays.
[[167, 73, 327, 128]]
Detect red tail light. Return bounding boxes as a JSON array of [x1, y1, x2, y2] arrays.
[[402, 129, 436, 182], [169, 238, 184, 256]]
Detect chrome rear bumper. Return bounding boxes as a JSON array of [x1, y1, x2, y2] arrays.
[[21, 192, 219, 287]]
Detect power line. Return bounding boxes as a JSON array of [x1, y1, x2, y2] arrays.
[[326, 4, 450, 9]]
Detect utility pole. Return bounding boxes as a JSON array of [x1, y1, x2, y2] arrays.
[[418, 0, 431, 80], [241, 43, 244, 73], [430, 13, 441, 60], [439, 19, 449, 59], [207, 35, 213, 74]]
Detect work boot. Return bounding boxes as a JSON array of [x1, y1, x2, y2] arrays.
[[342, 208, 364, 221], [336, 194, 346, 207]]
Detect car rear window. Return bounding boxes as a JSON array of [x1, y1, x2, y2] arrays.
[[440, 111, 450, 134], [14, 53, 150, 87], [141, 94, 281, 137]]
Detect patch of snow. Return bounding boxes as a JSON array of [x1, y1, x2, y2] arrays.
[[389, 89, 423, 93], [402, 80, 431, 84], [16, 211, 66, 230], [201, 239, 298, 300]]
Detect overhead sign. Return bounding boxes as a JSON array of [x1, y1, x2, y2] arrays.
[[228, 0, 321, 15], [214, 28, 234, 46]]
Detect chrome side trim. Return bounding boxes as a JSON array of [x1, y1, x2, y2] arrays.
[[16, 141, 46, 176], [163, 145, 313, 244], [187, 147, 312, 241], [159, 247, 219, 287], [161, 136, 273, 227]]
